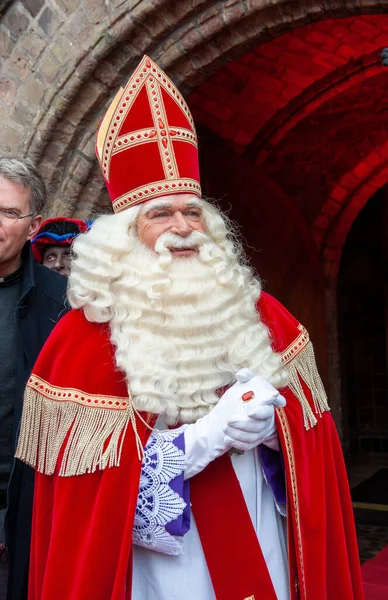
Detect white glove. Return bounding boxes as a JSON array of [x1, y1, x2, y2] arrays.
[[184, 369, 286, 479], [224, 368, 286, 452]]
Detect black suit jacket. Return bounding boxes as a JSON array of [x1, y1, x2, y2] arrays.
[[5, 243, 68, 600]]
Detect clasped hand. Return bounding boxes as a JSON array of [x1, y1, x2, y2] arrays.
[[183, 368, 287, 479], [217, 368, 286, 452]]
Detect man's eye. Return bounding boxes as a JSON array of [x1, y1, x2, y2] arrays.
[[187, 210, 201, 218], [153, 212, 169, 219], [1, 209, 17, 217]]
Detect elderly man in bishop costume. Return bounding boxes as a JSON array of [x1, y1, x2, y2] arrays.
[[17, 56, 364, 600]]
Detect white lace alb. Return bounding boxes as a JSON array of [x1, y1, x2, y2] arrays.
[[133, 427, 187, 555]]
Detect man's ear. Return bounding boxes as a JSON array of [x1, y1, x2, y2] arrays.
[[27, 214, 42, 241]]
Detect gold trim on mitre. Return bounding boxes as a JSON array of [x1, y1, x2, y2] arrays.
[[113, 178, 202, 213], [15, 375, 143, 477], [281, 324, 330, 430]]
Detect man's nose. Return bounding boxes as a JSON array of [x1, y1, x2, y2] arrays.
[[170, 212, 192, 237], [54, 257, 64, 270]]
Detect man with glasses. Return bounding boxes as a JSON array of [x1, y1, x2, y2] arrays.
[[32, 217, 89, 277], [0, 156, 68, 600]]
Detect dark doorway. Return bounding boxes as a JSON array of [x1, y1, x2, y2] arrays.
[[338, 186, 388, 455]]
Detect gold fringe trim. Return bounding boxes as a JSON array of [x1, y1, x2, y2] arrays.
[[16, 387, 143, 477], [277, 408, 307, 598], [26, 373, 130, 409], [283, 341, 330, 431]]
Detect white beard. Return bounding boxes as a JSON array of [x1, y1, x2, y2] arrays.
[[108, 232, 287, 425]]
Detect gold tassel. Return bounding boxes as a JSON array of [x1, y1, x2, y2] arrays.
[[284, 341, 330, 431], [16, 388, 143, 477]]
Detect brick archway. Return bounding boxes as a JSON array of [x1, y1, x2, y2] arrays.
[[318, 150, 388, 278], [318, 160, 388, 440], [188, 12, 388, 311], [184, 11, 388, 436]]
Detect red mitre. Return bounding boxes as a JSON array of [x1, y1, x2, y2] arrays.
[[96, 55, 202, 213]]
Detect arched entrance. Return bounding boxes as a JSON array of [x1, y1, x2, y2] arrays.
[[338, 186, 388, 455], [188, 14, 388, 436]]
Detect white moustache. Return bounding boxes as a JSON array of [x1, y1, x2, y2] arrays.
[[155, 230, 208, 252]]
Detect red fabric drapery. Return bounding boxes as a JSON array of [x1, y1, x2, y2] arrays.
[[17, 294, 364, 599]]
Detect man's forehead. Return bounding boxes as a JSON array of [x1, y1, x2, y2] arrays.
[[0, 175, 31, 208], [142, 196, 202, 213]]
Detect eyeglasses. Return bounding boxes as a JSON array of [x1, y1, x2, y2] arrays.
[[0, 209, 35, 225]]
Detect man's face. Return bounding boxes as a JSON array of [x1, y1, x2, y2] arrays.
[[42, 245, 71, 276], [0, 175, 42, 276], [136, 193, 206, 258]]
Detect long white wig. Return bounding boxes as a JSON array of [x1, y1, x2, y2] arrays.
[[68, 199, 288, 424]]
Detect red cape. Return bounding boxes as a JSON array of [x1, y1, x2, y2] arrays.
[[16, 292, 364, 600], [260, 294, 363, 599]]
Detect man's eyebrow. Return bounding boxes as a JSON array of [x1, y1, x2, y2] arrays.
[[144, 202, 172, 215], [186, 200, 202, 208], [143, 198, 202, 216], [148, 200, 172, 211]]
